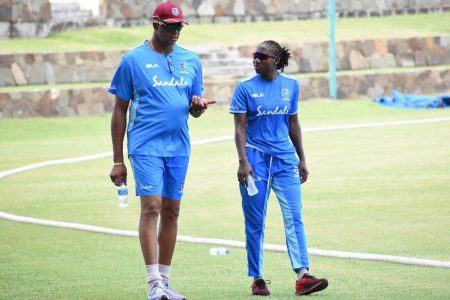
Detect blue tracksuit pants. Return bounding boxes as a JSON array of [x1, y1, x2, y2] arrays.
[[241, 147, 309, 277]]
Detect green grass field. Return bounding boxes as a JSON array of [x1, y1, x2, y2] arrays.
[[1, 13, 449, 53], [1, 100, 450, 299]]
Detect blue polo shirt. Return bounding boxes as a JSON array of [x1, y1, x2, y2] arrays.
[[229, 73, 299, 159], [109, 41, 203, 157]]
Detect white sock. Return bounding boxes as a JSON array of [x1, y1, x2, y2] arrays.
[[159, 264, 171, 284], [146, 264, 162, 285], [298, 268, 308, 279]]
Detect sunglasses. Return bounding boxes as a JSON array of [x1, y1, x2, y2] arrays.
[[158, 22, 184, 32], [253, 52, 275, 60]]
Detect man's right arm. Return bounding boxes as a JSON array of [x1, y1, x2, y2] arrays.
[[110, 96, 130, 186]]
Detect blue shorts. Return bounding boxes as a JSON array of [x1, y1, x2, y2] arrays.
[[129, 155, 189, 201]]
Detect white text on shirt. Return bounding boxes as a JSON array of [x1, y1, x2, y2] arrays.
[[256, 105, 288, 116], [152, 75, 189, 87]]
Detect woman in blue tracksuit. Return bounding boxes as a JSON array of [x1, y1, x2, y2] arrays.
[[229, 40, 328, 297]]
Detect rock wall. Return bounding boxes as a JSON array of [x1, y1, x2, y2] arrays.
[[202, 67, 450, 103], [0, 51, 123, 86], [0, 87, 112, 117], [1, 36, 449, 86], [100, 0, 450, 25], [0, 0, 51, 38], [2, 0, 449, 38], [240, 36, 450, 74], [1, 67, 449, 118]]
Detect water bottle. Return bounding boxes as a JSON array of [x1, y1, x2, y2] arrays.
[[117, 183, 129, 208], [246, 175, 258, 196], [209, 247, 231, 256]]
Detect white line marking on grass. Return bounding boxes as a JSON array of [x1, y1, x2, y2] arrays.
[[1, 116, 450, 268], [304, 116, 450, 132], [1, 211, 450, 269], [2, 117, 450, 180], [0, 137, 232, 180], [0, 151, 113, 180]]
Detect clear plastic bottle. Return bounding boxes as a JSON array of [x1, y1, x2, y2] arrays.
[[209, 247, 231, 256], [246, 175, 258, 196], [117, 183, 129, 208]]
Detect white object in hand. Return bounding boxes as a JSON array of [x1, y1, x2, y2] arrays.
[[209, 247, 231, 256], [117, 184, 129, 208], [246, 175, 258, 196]]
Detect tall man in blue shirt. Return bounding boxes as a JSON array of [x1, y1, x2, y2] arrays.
[[108, 2, 214, 300]]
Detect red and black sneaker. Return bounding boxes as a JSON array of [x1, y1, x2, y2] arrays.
[[251, 278, 271, 296], [295, 274, 328, 296]]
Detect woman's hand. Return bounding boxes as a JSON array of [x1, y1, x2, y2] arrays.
[[299, 160, 309, 184], [238, 160, 254, 187]]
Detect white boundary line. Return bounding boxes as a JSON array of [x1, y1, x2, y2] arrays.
[[0, 151, 113, 180], [2, 117, 450, 180], [2, 117, 450, 269], [1, 211, 449, 269]]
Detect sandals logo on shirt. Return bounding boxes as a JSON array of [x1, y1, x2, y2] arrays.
[[152, 75, 189, 87], [281, 88, 290, 101], [256, 105, 288, 116]]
